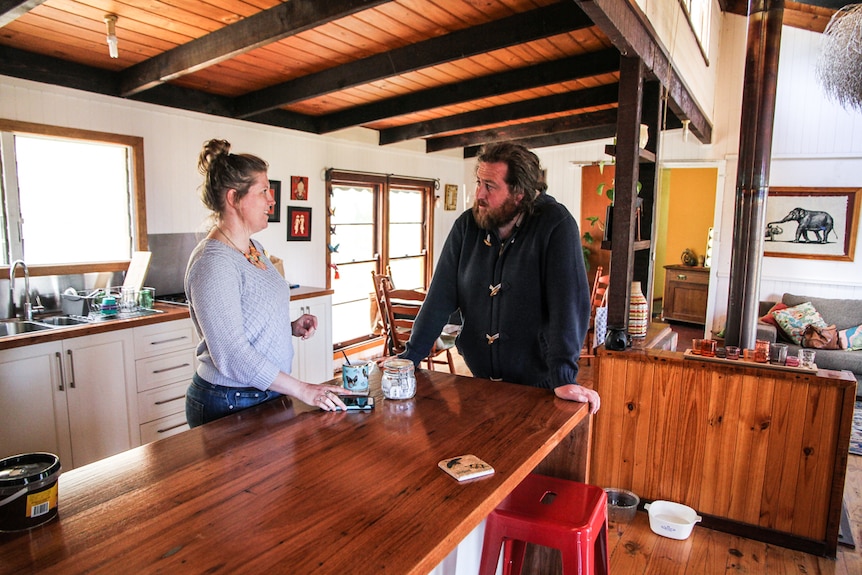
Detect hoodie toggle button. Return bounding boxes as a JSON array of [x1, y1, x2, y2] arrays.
[[489, 283, 502, 297], [486, 333, 500, 344]]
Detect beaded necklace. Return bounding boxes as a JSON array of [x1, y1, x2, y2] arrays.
[[216, 226, 267, 270]]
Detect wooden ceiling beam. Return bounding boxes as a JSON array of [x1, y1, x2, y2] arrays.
[[576, 0, 713, 144], [118, 0, 391, 97], [426, 108, 618, 152], [0, 0, 46, 27], [236, 2, 593, 118], [0, 45, 117, 95], [379, 83, 619, 145], [315, 48, 620, 134], [463, 123, 618, 158]]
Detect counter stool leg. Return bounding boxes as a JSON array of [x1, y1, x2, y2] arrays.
[[502, 539, 527, 575]]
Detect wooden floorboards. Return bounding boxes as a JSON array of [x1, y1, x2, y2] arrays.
[[447, 321, 862, 573]]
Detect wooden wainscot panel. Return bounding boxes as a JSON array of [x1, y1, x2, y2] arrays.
[[592, 349, 855, 557]]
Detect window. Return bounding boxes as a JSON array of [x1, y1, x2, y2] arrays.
[[680, 0, 712, 61], [0, 119, 146, 273], [326, 170, 434, 348]]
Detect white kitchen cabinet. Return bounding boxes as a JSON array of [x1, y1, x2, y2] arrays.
[[0, 330, 136, 470], [133, 319, 197, 445], [290, 294, 333, 383]]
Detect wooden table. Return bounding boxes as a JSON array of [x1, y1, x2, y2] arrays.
[[0, 370, 589, 574]]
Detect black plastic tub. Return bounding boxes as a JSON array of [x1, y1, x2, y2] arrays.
[[0, 453, 61, 532]]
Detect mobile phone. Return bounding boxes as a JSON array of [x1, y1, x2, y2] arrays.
[[336, 395, 374, 411]]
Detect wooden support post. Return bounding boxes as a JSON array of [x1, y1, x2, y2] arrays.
[[605, 55, 643, 350]]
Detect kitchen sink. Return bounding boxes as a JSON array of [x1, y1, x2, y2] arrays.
[[0, 320, 55, 337], [37, 316, 90, 327]]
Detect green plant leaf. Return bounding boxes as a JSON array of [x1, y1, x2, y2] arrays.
[[596, 182, 605, 196], [606, 187, 615, 203]]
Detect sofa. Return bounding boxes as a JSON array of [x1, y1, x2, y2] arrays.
[[757, 293, 862, 394]]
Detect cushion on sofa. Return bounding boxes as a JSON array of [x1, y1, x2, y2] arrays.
[[839, 325, 862, 351], [772, 302, 827, 345], [782, 293, 862, 331], [759, 302, 788, 327]]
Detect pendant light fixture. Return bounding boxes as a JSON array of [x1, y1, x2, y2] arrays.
[[104, 14, 119, 59], [816, 4, 862, 112]]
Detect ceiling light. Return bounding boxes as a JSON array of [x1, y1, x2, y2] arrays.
[[816, 4, 862, 112], [104, 14, 119, 59], [682, 119, 690, 142]]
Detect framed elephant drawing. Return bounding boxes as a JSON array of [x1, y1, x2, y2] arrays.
[[764, 187, 861, 261]]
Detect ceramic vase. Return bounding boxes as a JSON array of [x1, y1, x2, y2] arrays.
[[628, 281, 648, 339]]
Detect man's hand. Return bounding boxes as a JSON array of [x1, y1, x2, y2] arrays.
[[554, 384, 600, 414]]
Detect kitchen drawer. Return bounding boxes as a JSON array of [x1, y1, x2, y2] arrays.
[[138, 380, 187, 423], [136, 348, 195, 392], [134, 320, 196, 359], [140, 412, 189, 444]]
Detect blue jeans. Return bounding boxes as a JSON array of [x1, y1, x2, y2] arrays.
[[185, 374, 281, 428]]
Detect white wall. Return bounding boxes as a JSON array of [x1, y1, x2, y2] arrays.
[[0, 75, 465, 288]]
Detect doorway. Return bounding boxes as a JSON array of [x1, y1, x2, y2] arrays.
[[653, 166, 719, 327]]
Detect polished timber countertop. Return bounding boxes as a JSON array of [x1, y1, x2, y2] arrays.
[[0, 369, 589, 574]]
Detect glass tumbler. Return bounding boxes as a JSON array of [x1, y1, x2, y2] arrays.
[[799, 348, 816, 368], [754, 340, 770, 363], [701, 339, 717, 357], [139, 287, 155, 309], [769, 342, 788, 365], [120, 286, 138, 313]]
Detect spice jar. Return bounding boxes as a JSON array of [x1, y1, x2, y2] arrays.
[[381, 359, 416, 399]]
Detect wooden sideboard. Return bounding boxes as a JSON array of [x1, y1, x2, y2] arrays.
[[591, 347, 855, 557], [662, 265, 709, 324]]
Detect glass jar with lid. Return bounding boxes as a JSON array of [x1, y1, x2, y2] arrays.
[[381, 359, 416, 399]]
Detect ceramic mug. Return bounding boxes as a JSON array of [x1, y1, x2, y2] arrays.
[[342, 362, 371, 393]]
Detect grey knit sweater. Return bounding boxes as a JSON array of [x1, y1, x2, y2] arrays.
[[185, 238, 294, 391]]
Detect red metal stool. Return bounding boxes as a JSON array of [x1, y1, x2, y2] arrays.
[[479, 473, 609, 575]]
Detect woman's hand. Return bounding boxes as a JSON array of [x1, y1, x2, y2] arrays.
[[292, 313, 318, 340], [554, 384, 600, 414], [296, 382, 356, 411]]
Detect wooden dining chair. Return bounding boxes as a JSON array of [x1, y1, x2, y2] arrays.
[[581, 266, 610, 365], [371, 271, 457, 372]]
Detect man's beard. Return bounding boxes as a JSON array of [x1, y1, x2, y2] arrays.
[[472, 194, 522, 231]]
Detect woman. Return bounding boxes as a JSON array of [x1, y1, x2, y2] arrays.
[[185, 138, 349, 427]]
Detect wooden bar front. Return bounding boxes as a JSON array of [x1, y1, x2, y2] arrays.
[[591, 347, 856, 557], [0, 370, 590, 574]]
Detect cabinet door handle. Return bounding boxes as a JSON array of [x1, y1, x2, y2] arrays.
[[55, 351, 65, 391], [150, 336, 189, 346], [152, 363, 190, 374], [156, 421, 188, 434], [154, 394, 186, 405], [66, 349, 76, 388], [677, 274, 687, 280]]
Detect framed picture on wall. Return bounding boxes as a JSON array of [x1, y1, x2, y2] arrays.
[[444, 184, 458, 211], [287, 206, 312, 241], [291, 176, 308, 200], [764, 187, 861, 261], [267, 180, 281, 222]]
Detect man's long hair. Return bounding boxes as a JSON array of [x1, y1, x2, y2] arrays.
[[476, 142, 546, 214]]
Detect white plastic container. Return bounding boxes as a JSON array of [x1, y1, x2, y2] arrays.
[[644, 500, 702, 540]]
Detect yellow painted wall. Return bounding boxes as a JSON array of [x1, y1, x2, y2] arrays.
[[653, 167, 717, 301]]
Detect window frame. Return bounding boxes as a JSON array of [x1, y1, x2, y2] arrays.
[[0, 119, 147, 278], [325, 169, 435, 349]]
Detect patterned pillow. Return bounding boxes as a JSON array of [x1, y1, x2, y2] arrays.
[[839, 325, 862, 351], [772, 302, 827, 345], [759, 302, 788, 327]]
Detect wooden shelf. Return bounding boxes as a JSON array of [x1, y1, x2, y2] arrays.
[[604, 144, 656, 163], [601, 240, 650, 251]]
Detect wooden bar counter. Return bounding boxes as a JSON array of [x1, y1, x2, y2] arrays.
[[591, 346, 855, 557], [0, 369, 589, 574]]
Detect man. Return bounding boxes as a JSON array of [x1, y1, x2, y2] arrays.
[[401, 142, 600, 413]]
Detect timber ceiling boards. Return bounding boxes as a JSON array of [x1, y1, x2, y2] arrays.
[[0, 0, 835, 154]]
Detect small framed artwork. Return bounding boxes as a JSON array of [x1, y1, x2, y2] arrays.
[[764, 187, 861, 261], [287, 206, 312, 241], [291, 176, 308, 201], [444, 184, 458, 211], [267, 180, 281, 222]]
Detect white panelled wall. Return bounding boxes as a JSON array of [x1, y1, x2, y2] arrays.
[[0, 76, 464, 288]]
